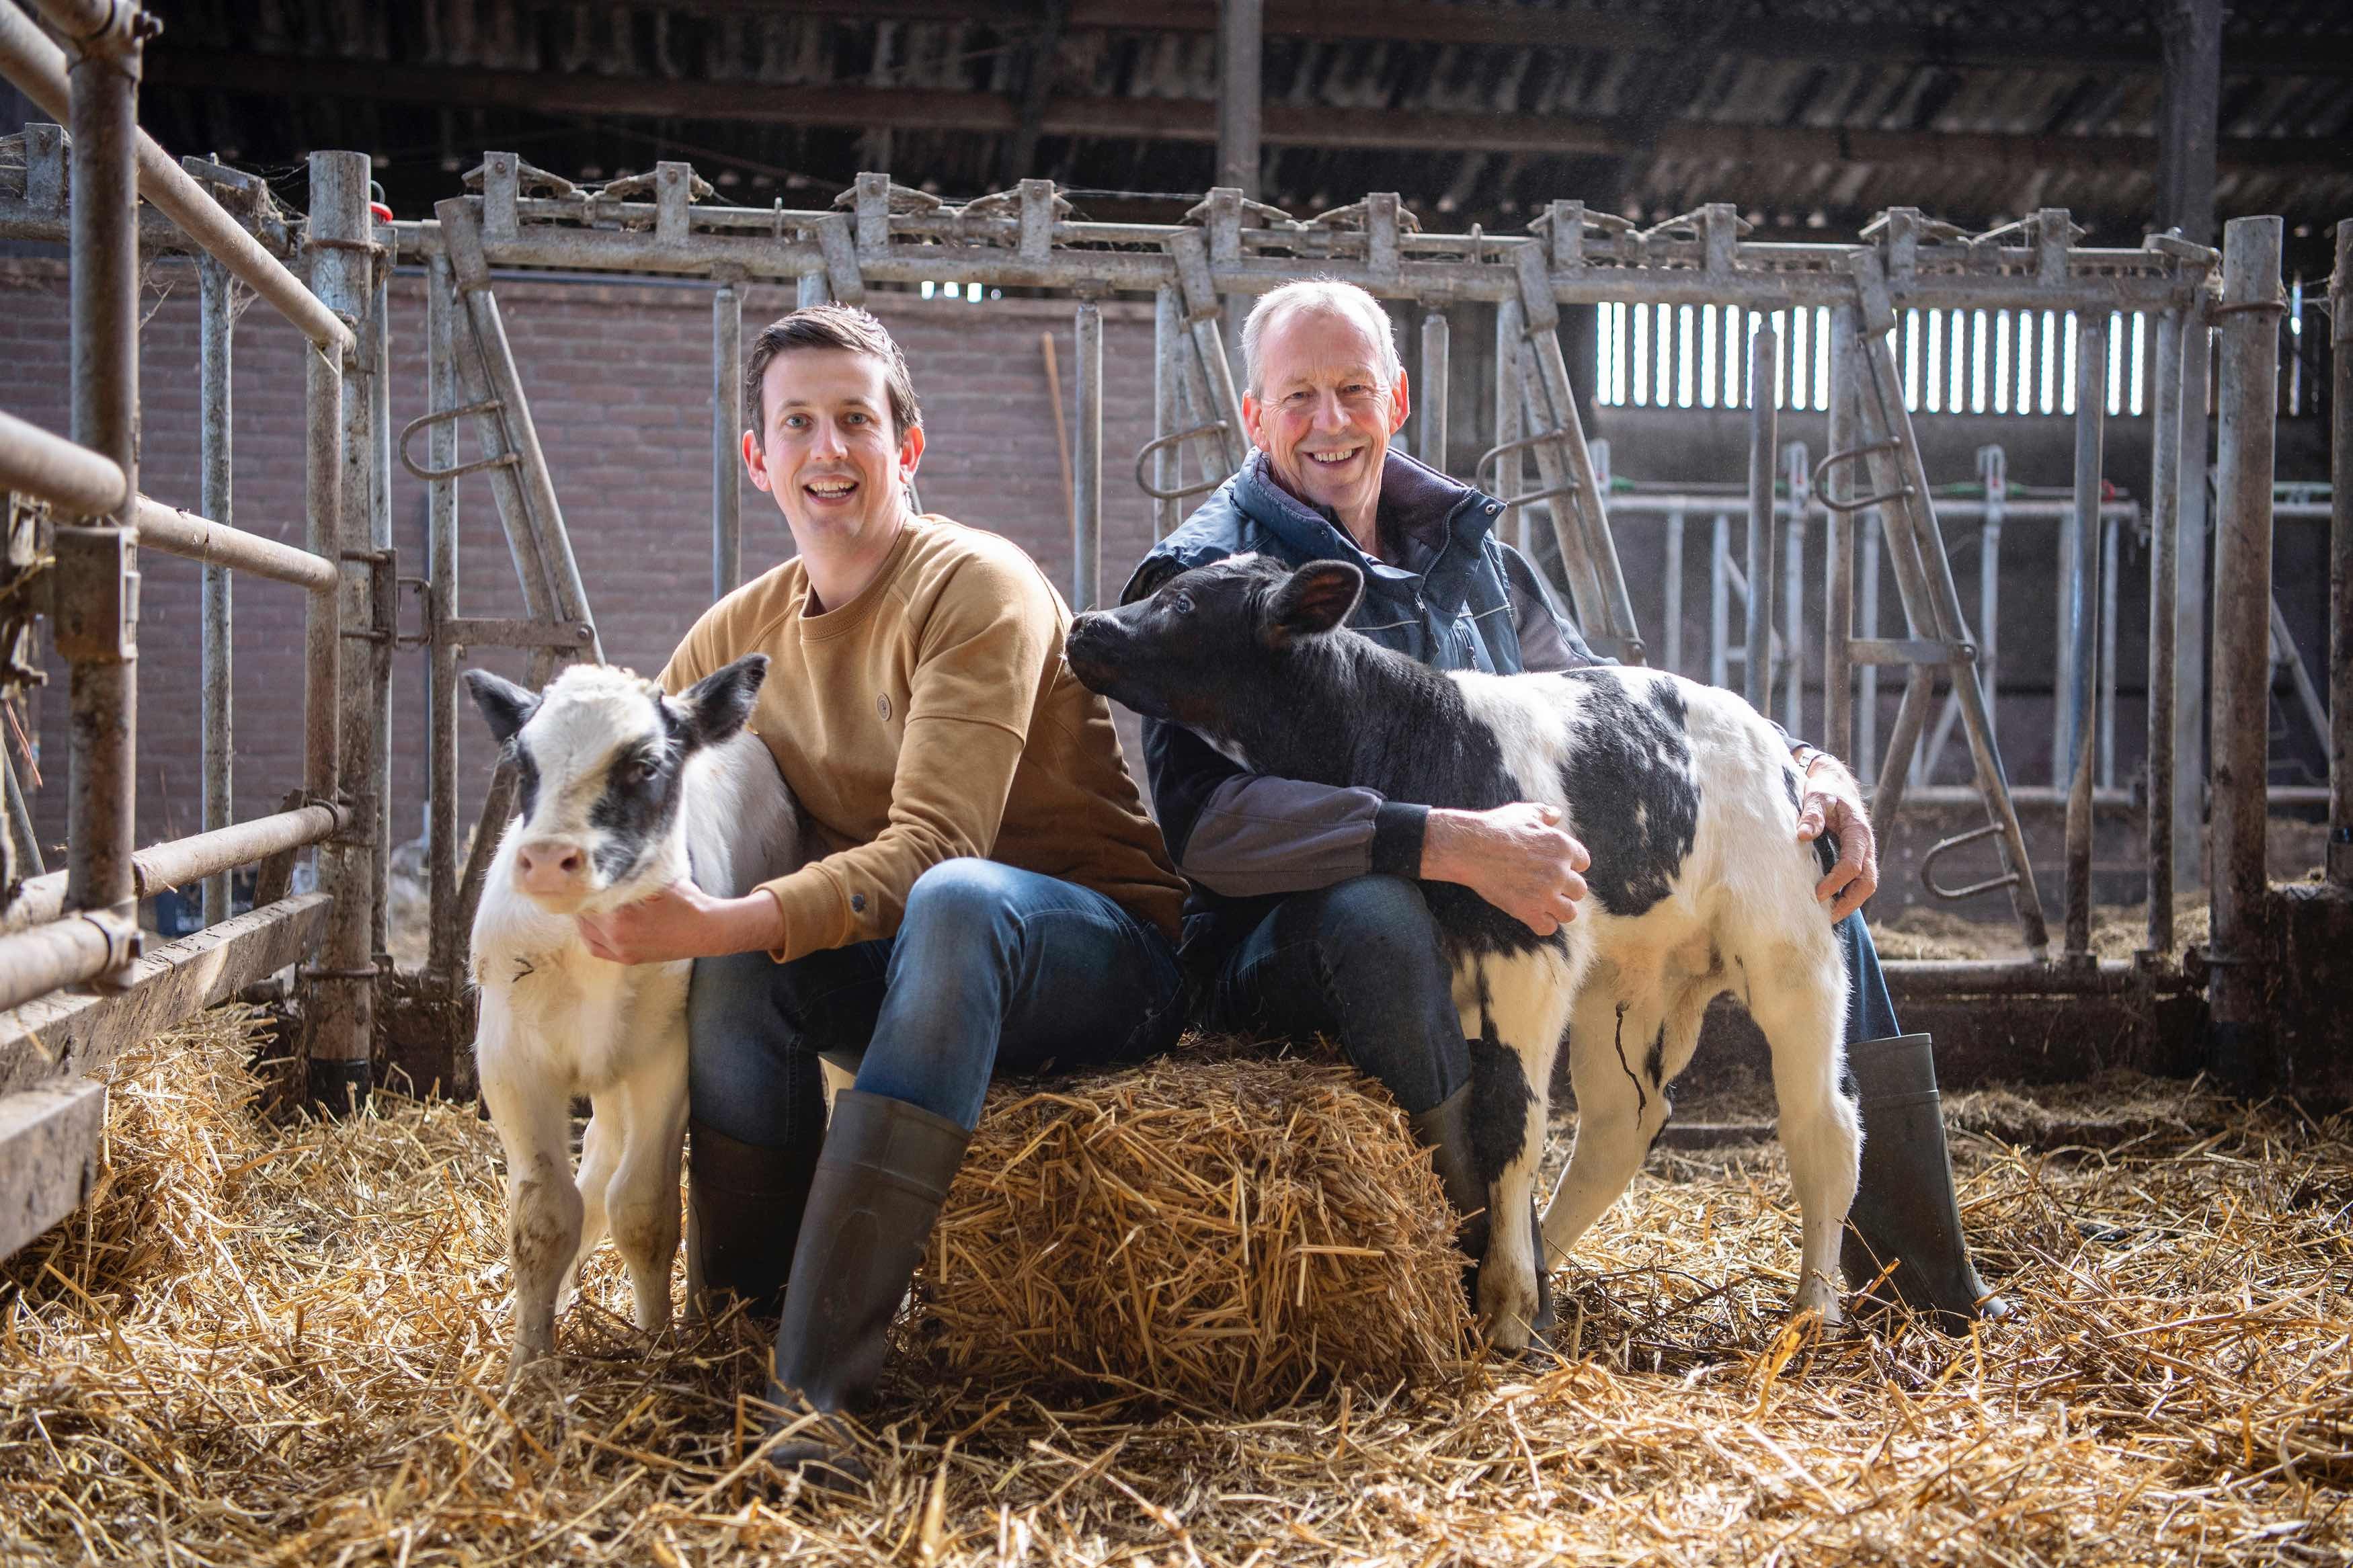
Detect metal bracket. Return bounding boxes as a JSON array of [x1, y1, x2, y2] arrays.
[[398, 399, 518, 482], [1811, 440, 1910, 511], [23, 124, 66, 219], [1473, 431, 1581, 511], [1921, 822, 2022, 902], [337, 548, 397, 648], [50, 526, 136, 663], [1134, 424, 1230, 501]]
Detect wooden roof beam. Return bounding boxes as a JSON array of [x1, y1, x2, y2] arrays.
[[139, 50, 2353, 180], [514, 0, 2350, 77]]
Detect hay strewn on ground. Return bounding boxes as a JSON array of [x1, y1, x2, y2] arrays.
[[4, 1007, 2350, 1565]]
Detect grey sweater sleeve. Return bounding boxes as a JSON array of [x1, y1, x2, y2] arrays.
[[1179, 774, 1429, 898], [1145, 712, 1427, 898]]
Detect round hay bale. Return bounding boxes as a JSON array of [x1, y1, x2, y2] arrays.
[[914, 1048, 1472, 1411]]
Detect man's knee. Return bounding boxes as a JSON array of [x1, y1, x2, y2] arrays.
[[1302, 874, 1447, 987], [687, 949, 782, 1075], [900, 857, 1025, 956]]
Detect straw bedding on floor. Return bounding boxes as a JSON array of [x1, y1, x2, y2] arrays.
[[2, 1004, 2348, 1565]]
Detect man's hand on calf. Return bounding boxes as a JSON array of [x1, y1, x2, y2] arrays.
[[577, 879, 783, 964], [1422, 802, 1591, 937], [1794, 751, 1879, 921]]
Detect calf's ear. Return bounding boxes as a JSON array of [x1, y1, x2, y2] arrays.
[[677, 653, 770, 748], [1265, 561, 1363, 645], [462, 669, 539, 746]]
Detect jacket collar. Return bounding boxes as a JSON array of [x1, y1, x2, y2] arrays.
[[1234, 448, 1502, 601]]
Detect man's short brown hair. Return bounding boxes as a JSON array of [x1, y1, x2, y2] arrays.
[[743, 303, 923, 442]]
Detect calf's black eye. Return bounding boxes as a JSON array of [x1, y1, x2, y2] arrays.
[[1171, 594, 1195, 616]]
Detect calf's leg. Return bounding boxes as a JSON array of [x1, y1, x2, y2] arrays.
[[1459, 951, 1577, 1352], [480, 1047, 583, 1375], [602, 1037, 692, 1335], [1746, 945, 1860, 1324], [564, 1108, 619, 1311], [1539, 980, 1673, 1266]]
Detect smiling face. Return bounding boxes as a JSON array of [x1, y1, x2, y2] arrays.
[[742, 347, 924, 556], [1242, 305, 1410, 542]]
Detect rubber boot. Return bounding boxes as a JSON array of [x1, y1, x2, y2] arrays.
[[685, 1120, 820, 1323], [1410, 1085, 1556, 1352], [1840, 1034, 2010, 1329], [762, 1089, 971, 1488]]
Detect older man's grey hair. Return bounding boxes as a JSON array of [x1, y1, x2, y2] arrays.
[[1240, 280, 1404, 397]]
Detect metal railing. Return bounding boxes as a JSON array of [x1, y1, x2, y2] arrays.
[[0, 0, 381, 1141], [0, 78, 2340, 1156]]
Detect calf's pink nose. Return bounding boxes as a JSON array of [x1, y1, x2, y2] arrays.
[[515, 839, 586, 895]]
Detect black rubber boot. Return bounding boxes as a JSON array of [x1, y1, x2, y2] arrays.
[[685, 1121, 820, 1323], [1411, 1085, 1556, 1352], [762, 1089, 970, 1488], [1841, 1034, 2010, 1330]]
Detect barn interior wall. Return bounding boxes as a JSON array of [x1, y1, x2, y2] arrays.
[[1, 259, 2335, 906], [0, 260, 1162, 864]]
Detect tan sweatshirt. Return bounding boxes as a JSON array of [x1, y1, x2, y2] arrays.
[[660, 513, 1186, 964]]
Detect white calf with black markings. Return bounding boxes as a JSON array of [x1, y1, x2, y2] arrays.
[[463, 655, 805, 1377], [1453, 665, 1858, 1335], [1066, 555, 1860, 1351]]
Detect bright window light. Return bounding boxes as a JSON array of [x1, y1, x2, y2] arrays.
[[2061, 311, 2078, 415], [1814, 308, 1831, 413], [1657, 304, 1672, 409], [2128, 311, 2147, 417], [1925, 309, 1942, 413], [1632, 302, 1649, 406], [1700, 304, 1718, 409], [1903, 309, 1920, 409], [1970, 309, 1989, 413], [2040, 310, 2059, 413], [1993, 311, 2011, 414]]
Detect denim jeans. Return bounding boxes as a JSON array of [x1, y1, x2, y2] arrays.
[[688, 858, 1187, 1147], [1197, 874, 1903, 1117]]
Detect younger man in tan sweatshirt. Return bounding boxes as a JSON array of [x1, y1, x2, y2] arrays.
[[577, 304, 1186, 1482]]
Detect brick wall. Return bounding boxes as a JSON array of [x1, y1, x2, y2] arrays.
[[1, 261, 1163, 853]]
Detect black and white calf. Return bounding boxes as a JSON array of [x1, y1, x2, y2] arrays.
[[463, 655, 805, 1375], [1067, 556, 1860, 1350]]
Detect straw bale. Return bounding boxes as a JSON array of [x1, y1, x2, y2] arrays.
[[5, 1007, 2351, 1566], [915, 1048, 1471, 1411]]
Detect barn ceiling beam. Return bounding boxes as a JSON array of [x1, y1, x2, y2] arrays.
[[141, 52, 2350, 181], [519, 0, 2346, 77]]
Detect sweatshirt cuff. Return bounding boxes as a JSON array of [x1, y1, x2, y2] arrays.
[[759, 866, 849, 964], [1369, 802, 1430, 879]]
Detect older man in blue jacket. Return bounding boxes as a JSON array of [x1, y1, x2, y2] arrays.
[[1122, 280, 2003, 1330]]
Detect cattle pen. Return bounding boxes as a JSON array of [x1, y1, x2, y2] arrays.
[[3, 0, 2352, 1561]]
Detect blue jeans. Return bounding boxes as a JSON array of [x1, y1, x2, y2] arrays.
[[688, 858, 1187, 1145], [1197, 875, 1902, 1116]]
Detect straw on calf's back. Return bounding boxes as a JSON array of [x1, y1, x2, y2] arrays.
[[1065, 554, 1860, 1350], [462, 655, 806, 1376]]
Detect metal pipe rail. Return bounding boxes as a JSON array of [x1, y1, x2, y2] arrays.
[[134, 497, 340, 593], [0, 407, 125, 516], [385, 179, 2207, 317], [0, 3, 356, 359], [0, 909, 141, 1017], [0, 802, 350, 936], [0, 418, 340, 593], [1882, 958, 2153, 997]]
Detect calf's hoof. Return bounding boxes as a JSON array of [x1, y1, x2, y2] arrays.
[[1788, 1272, 1847, 1333], [1475, 1266, 1545, 1354]]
